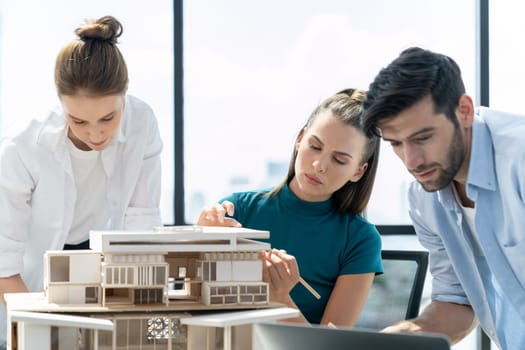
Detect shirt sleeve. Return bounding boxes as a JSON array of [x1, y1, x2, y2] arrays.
[[0, 139, 33, 277], [124, 102, 163, 229], [408, 183, 470, 305], [340, 217, 383, 275]]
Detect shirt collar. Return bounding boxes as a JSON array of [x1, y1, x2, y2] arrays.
[[114, 95, 128, 143], [436, 110, 497, 208], [281, 182, 335, 216], [465, 111, 497, 201]]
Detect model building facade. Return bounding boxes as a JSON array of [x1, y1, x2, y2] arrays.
[[44, 226, 270, 307], [45, 250, 169, 306], [6, 226, 300, 350]]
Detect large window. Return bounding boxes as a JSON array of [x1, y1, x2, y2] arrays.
[[182, 2, 481, 349], [1, 2, 507, 349], [183, 0, 476, 225], [489, 0, 525, 114], [0, 0, 174, 223]]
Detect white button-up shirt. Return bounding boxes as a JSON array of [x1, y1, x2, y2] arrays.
[[0, 94, 163, 293]]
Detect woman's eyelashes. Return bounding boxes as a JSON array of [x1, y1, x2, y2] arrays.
[[71, 114, 114, 125], [333, 157, 346, 165], [101, 114, 115, 122], [309, 143, 348, 165]]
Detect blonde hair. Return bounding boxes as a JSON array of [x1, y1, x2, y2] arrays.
[[54, 15, 128, 96]]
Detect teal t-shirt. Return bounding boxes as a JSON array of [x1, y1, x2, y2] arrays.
[[221, 183, 383, 323]]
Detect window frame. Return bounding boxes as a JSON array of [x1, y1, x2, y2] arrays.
[[178, 0, 493, 348], [172, 0, 490, 232]]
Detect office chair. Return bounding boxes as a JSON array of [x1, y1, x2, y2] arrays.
[[354, 249, 429, 330]]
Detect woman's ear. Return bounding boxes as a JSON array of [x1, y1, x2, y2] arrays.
[[295, 129, 305, 151], [349, 163, 368, 182]]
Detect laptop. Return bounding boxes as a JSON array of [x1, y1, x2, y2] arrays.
[[253, 322, 450, 350]]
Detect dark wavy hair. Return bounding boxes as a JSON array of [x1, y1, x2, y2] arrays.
[[361, 47, 465, 137]]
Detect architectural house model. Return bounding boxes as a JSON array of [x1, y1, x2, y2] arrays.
[[5, 226, 299, 350], [44, 226, 270, 308]]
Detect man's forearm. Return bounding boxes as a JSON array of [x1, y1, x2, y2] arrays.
[[383, 301, 477, 344]]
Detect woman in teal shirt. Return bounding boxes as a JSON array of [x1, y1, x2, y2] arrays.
[[198, 89, 383, 326]]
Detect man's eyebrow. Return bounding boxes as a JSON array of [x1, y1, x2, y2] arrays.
[[382, 127, 435, 142]]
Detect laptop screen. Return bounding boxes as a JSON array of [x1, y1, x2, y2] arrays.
[[253, 322, 450, 350]]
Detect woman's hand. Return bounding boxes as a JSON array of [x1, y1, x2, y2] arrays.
[[259, 249, 300, 301], [196, 200, 242, 227]]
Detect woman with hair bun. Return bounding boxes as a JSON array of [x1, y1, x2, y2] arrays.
[[0, 15, 162, 344]]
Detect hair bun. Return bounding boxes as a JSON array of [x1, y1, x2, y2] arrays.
[[75, 15, 123, 44], [336, 88, 366, 102]]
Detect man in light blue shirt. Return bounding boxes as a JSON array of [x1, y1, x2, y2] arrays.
[[360, 47, 525, 349]]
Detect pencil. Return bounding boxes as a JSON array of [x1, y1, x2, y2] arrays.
[[268, 249, 321, 300], [299, 276, 321, 300]]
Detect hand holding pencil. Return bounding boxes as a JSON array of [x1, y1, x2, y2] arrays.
[[260, 249, 320, 301]]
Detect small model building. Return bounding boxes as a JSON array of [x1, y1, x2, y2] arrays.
[[44, 226, 270, 308], [6, 226, 299, 350]]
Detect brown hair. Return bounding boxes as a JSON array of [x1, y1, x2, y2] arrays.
[[268, 89, 380, 215], [54, 15, 128, 96]]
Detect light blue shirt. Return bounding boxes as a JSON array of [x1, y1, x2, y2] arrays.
[[408, 108, 525, 350]]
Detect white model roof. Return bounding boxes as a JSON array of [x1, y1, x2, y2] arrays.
[[89, 226, 271, 253]]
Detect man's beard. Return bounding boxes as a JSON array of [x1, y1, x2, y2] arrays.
[[414, 127, 465, 192]]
